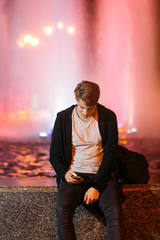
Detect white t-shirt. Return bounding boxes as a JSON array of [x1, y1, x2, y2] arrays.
[[70, 106, 104, 174]]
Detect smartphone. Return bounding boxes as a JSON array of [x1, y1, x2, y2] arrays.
[[72, 174, 82, 179]]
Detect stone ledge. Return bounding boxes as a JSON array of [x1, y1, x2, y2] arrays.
[[0, 183, 159, 191], [0, 185, 159, 240]]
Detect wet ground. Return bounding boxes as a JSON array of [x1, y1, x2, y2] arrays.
[[0, 137, 159, 185]]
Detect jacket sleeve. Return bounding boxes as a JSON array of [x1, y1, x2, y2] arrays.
[[91, 111, 118, 192], [49, 113, 68, 180]]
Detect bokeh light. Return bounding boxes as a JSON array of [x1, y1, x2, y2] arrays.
[[67, 26, 75, 34], [23, 34, 32, 43], [18, 111, 28, 118], [30, 38, 39, 46], [18, 35, 40, 47], [17, 40, 25, 48], [57, 22, 64, 29], [44, 26, 53, 35], [39, 132, 48, 137]]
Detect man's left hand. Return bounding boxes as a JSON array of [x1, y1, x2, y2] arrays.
[[83, 187, 100, 205]]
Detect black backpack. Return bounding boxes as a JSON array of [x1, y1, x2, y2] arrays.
[[117, 145, 150, 185]]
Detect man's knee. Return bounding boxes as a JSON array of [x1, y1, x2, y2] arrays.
[[99, 199, 122, 220]]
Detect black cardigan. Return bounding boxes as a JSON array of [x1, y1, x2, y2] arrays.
[[50, 103, 118, 192]]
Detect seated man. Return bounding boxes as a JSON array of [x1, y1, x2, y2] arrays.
[[50, 81, 123, 240]]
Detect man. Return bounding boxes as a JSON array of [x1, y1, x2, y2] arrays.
[[50, 81, 123, 240]]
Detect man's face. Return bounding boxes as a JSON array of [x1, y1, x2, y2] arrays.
[[76, 98, 97, 120]]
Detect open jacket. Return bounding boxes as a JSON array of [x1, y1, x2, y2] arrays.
[[50, 103, 118, 192]]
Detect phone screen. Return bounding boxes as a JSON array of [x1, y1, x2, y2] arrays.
[[72, 174, 82, 179]]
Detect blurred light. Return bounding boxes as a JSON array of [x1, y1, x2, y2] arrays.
[[126, 127, 138, 134], [118, 128, 124, 133], [39, 132, 48, 137], [31, 93, 38, 110], [18, 111, 28, 117], [67, 26, 75, 34], [131, 127, 137, 132], [126, 129, 132, 134], [57, 22, 64, 29], [118, 123, 123, 128], [44, 26, 53, 35], [30, 38, 39, 46], [17, 40, 25, 48], [119, 140, 127, 145], [8, 113, 15, 119], [23, 34, 32, 43]]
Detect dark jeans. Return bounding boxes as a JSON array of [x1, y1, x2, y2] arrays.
[[56, 173, 123, 240]]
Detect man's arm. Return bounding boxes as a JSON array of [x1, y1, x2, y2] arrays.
[[49, 113, 68, 179], [50, 110, 83, 184]]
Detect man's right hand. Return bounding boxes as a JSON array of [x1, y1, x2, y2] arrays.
[[65, 170, 83, 184]]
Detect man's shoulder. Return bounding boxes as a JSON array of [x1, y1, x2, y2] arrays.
[[97, 103, 116, 117], [57, 105, 76, 118]]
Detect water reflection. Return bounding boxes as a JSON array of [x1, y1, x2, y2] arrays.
[[0, 140, 55, 178], [0, 138, 159, 184]]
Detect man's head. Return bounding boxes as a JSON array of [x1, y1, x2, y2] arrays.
[[74, 81, 100, 107], [74, 81, 100, 120]]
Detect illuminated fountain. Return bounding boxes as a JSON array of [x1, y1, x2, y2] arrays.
[[0, 0, 160, 139]]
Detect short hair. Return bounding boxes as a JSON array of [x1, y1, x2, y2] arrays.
[[74, 81, 100, 107]]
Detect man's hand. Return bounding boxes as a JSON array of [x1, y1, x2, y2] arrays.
[[65, 170, 83, 184], [84, 187, 100, 205]]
